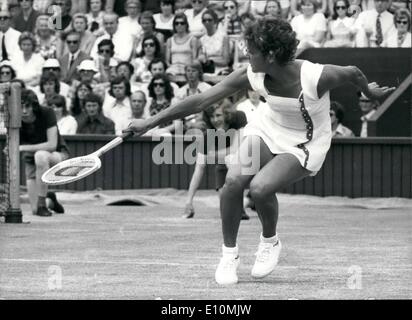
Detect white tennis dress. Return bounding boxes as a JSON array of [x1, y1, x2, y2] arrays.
[[244, 60, 332, 175]]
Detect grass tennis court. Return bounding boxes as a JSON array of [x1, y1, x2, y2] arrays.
[[0, 190, 411, 299]]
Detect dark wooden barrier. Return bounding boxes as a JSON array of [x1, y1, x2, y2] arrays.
[[298, 48, 411, 136], [1, 135, 410, 198]]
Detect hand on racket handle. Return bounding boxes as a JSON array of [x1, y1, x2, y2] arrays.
[[123, 119, 150, 137]]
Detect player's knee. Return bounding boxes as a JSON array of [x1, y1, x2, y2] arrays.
[[223, 175, 245, 193], [249, 181, 276, 202], [34, 151, 51, 168]]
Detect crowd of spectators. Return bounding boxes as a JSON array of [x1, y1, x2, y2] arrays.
[[0, 0, 410, 138]]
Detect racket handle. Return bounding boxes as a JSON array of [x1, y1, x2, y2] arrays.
[[93, 132, 133, 157]]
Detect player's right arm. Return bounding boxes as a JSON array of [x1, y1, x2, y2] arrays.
[[126, 66, 252, 136]]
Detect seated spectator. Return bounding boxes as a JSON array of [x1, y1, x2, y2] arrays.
[[0, 61, 16, 83], [59, 31, 92, 84], [91, 12, 135, 62], [198, 9, 231, 76], [264, 0, 283, 20], [153, 0, 175, 40], [19, 89, 69, 216], [140, 0, 162, 13], [147, 58, 180, 94], [93, 39, 118, 84], [132, 35, 163, 83], [136, 11, 166, 55], [236, 89, 267, 123], [166, 13, 199, 85], [103, 76, 132, 135], [31, 59, 70, 106], [354, 0, 396, 47], [8, 0, 21, 19], [76, 93, 115, 134], [185, 0, 208, 38], [48, 94, 78, 135], [71, 59, 107, 99], [12, 0, 40, 33], [118, 0, 143, 43], [71, 0, 88, 14], [175, 61, 212, 130], [220, 1, 242, 36], [86, 0, 106, 36], [358, 92, 379, 137], [175, 0, 190, 14], [34, 15, 58, 60], [32, 0, 51, 13], [70, 81, 93, 116], [130, 90, 147, 119], [290, 0, 328, 17], [12, 31, 45, 87], [382, 8, 411, 47], [37, 71, 61, 106], [330, 101, 354, 137], [60, 13, 97, 57], [117, 61, 140, 91], [324, 0, 356, 47], [0, 9, 22, 62], [147, 73, 181, 134], [291, 0, 327, 50]]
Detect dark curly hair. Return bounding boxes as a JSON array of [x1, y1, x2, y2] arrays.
[[148, 73, 174, 101], [21, 89, 41, 114], [40, 71, 60, 94], [243, 17, 299, 66]]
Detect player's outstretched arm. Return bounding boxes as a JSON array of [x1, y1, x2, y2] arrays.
[[125, 67, 251, 136], [317, 65, 396, 100]]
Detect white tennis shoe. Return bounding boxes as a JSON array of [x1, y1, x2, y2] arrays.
[[251, 239, 282, 278], [215, 255, 240, 285]]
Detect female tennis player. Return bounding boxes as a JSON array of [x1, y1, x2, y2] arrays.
[[125, 17, 395, 285]]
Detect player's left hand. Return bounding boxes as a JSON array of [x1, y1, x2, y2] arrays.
[[124, 119, 150, 137], [366, 82, 396, 100]]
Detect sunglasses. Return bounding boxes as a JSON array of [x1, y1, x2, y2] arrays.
[[1, 71, 11, 75], [202, 18, 213, 23], [153, 82, 165, 87], [336, 6, 347, 9], [144, 42, 155, 47], [174, 21, 186, 25], [67, 40, 79, 44], [224, 5, 235, 9], [99, 49, 112, 53], [192, 0, 203, 3], [396, 20, 408, 25], [0, 16, 10, 20]]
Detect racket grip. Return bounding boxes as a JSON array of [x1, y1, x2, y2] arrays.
[[121, 131, 134, 140]]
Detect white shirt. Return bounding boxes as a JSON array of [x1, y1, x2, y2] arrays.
[[57, 115, 78, 135], [153, 13, 174, 31], [360, 109, 376, 137], [12, 52, 45, 87], [354, 10, 396, 47], [91, 30, 135, 62], [236, 99, 267, 123], [383, 31, 411, 48], [0, 28, 22, 62], [105, 97, 132, 135], [185, 8, 207, 38], [291, 13, 327, 47], [118, 16, 142, 40]]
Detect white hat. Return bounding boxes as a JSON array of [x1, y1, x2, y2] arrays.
[[77, 60, 98, 72], [43, 59, 60, 69]]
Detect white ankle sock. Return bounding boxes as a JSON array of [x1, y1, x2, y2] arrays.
[[260, 233, 279, 244], [222, 244, 238, 257]]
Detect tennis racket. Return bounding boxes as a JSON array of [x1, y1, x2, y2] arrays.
[[42, 132, 134, 185]]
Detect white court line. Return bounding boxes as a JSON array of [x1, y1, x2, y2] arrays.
[[0, 258, 213, 268]]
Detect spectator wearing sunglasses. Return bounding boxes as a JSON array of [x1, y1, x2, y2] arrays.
[[166, 13, 200, 85], [0, 61, 16, 83], [220, 0, 242, 36], [132, 35, 163, 83], [59, 31, 91, 84], [382, 8, 411, 47], [324, 0, 356, 47]]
